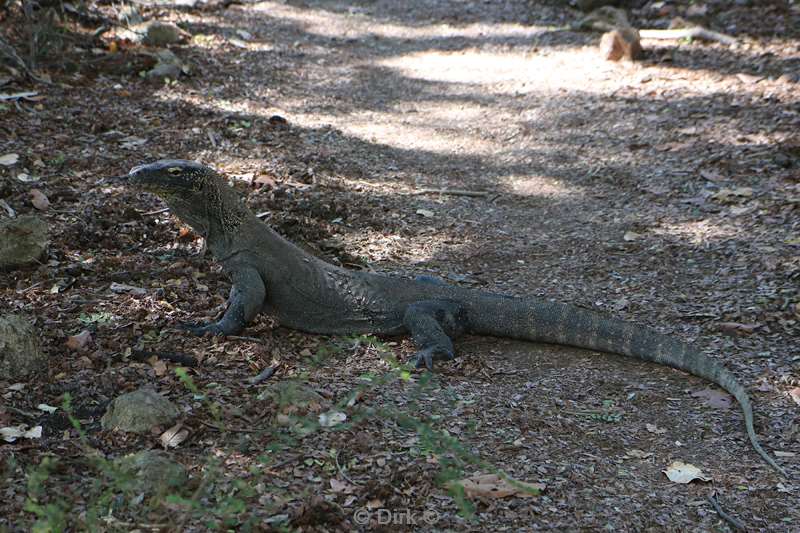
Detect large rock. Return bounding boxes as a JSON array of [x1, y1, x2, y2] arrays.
[[115, 450, 187, 495], [101, 387, 180, 433], [0, 215, 48, 271], [0, 314, 47, 380]]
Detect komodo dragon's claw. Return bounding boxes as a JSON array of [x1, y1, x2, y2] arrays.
[[179, 321, 225, 337], [412, 346, 455, 370]]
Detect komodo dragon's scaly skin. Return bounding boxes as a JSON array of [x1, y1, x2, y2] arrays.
[[127, 159, 786, 476]]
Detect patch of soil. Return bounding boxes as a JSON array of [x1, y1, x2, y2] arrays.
[[1, 0, 798, 531]]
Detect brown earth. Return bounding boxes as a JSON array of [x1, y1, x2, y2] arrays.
[[1, 0, 799, 531]]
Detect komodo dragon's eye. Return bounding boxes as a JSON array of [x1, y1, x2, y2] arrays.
[[167, 167, 182, 175]]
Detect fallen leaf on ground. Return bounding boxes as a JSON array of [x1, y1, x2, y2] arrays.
[[447, 473, 544, 499], [1, 425, 43, 442], [625, 449, 653, 459], [319, 410, 346, 427], [789, 387, 800, 407], [717, 322, 758, 335], [416, 208, 434, 218], [160, 422, 189, 448], [329, 478, 355, 494], [36, 404, 58, 413], [30, 189, 50, 210], [646, 423, 667, 434], [691, 387, 732, 409], [0, 153, 19, 166], [152, 358, 168, 377], [109, 282, 148, 295], [623, 231, 642, 241], [66, 330, 92, 351], [663, 461, 711, 483]]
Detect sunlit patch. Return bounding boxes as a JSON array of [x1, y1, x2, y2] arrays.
[[507, 175, 578, 198], [653, 220, 740, 244], [379, 49, 615, 93]]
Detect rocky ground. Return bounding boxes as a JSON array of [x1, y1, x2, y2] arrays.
[[1, 0, 799, 530]]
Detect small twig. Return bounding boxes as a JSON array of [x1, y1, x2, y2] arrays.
[[410, 188, 491, 197], [226, 335, 264, 344], [5, 405, 39, 420], [130, 349, 198, 367], [639, 27, 736, 45], [0, 199, 15, 217], [708, 491, 745, 531], [16, 281, 44, 294], [142, 207, 170, 216], [249, 365, 278, 385], [196, 419, 261, 433]]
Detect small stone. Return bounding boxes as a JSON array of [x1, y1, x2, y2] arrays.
[[115, 450, 187, 495], [0, 314, 48, 380], [0, 215, 48, 271], [101, 387, 180, 434]]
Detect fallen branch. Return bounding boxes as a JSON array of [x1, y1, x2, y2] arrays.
[[639, 27, 736, 45], [130, 349, 198, 367], [410, 188, 491, 198], [0, 35, 49, 84]]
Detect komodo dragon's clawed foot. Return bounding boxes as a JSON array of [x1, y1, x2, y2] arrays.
[[412, 345, 455, 370], [179, 321, 226, 337]]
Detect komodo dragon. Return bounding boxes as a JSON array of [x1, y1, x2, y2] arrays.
[[126, 159, 786, 476]]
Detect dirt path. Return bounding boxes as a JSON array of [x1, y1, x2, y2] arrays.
[[2, 0, 799, 530]]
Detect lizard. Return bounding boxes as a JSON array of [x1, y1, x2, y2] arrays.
[[126, 158, 786, 476]]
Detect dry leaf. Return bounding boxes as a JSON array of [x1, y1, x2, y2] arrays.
[[646, 423, 667, 434], [66, 330, 92, 351], [0, 153, 19, 166], [329, 478, 354, 494], [691, 387, 733, 409], [152, 358, 168, 377], [447, 473, 544, 499], [319, 410, 346, 427], [625, 449, 653, 459], [30, 189, 50, 210], [1, 425, 42, 442], [160, 422, 189, 448], [37, 404, 58, 413], [663, 461, 711, 483], [789, 387, 800, 407], [623, 231, 642, 241], [416, 208, 435, 218], [110, 282, 147, 295]]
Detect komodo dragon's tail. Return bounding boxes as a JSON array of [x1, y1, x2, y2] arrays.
[[464, 295, 786, 476]]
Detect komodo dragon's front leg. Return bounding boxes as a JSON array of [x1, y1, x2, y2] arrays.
[[184, 267, 265, 336], [403, 300, 467, 369]]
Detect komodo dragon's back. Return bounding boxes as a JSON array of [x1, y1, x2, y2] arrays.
[[126, 159, 787, 477]]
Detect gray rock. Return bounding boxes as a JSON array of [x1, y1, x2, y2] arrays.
[[121, 21, 188, 46], [115, 450, 187, 495], [101, 387, 180, 433], [0, 314, 47, 380], [0, 215, 48, 270], [147, 61, 182, 80], [146, 49, 189, 80]]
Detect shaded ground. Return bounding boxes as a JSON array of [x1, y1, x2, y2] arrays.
[[1, 0, 799, 530]]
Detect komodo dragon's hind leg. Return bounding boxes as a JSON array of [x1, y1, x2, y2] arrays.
[[403, 300, 467, 369]]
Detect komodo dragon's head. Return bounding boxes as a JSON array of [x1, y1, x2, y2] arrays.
[[128, 159, 246, 235]]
